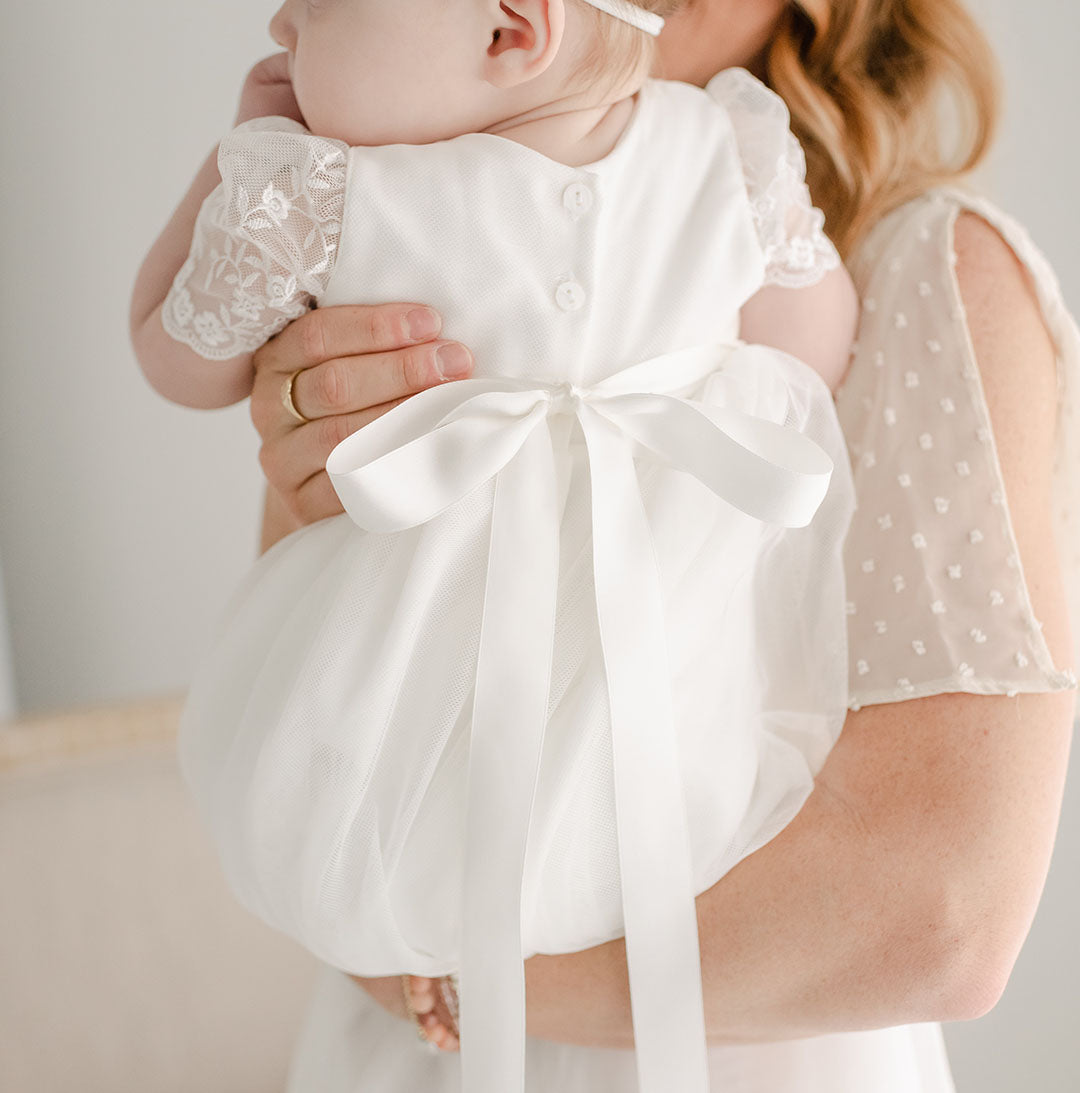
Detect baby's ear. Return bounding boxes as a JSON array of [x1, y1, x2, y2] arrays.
[[482, 0, 566, 89]]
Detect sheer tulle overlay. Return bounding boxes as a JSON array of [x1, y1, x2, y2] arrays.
[[180, 345, 852, 967]]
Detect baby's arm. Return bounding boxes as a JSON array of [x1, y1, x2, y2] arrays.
[[130, 148, 256, 409], [130, 55, 331, 410], [707, 68, 858, 392], [739, 266, 859, 393]]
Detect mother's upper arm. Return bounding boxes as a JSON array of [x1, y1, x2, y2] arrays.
[[952, 210, 1074, 671], [819, 209, 1076, 1018]]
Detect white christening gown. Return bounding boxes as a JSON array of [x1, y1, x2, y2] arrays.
[[167, 69, 865, 1093]]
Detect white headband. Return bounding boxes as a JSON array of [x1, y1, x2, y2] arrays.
[[580, 0, 665, 36]]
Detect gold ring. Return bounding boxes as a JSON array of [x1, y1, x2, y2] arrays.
[[281, 368, 310, 424]]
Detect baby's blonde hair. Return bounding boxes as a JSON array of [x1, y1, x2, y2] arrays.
[[574, 0, 691, 97], [767, 0, 1001, 257]]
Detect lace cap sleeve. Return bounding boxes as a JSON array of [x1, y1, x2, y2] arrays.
[[162, 117, 348, 360], [706, 68, 839, 289]]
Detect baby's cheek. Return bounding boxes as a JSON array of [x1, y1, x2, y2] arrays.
[[293, 56, 367, 143], [292, 67, 337, 136]]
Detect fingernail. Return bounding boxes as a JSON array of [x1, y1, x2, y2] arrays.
[[436, 343, 472, 379], [405, 308, 441, 342]]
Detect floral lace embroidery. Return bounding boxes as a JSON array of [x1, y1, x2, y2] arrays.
[[163, 119, 348, 361]]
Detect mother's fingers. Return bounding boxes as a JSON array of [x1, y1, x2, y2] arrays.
[[259, 397, 409, 487], [254, 303, 444, 377], [284, 468, 347, 529], [288, 339, 472, 425], [258, 397, 412, 524], [249, 304, 473, 442]]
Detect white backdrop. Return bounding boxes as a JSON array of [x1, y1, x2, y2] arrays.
[[0, 0, 1075, 1088]]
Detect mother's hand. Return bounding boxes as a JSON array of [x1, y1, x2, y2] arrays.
[[250, 303, 474, 552]]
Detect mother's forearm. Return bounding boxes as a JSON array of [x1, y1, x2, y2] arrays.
[[523, 783, 945, 1048], [523, 689, 1072, 1048]]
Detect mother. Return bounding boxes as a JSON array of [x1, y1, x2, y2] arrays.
[[246, 0, 1078, 1088]]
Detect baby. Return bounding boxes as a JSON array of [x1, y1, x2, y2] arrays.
[[130, 2, 858, 1091]]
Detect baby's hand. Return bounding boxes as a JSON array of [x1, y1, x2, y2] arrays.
[[348, 973, 460, 1052], [407, 975, 460, 1052], [234, 52, 305, 127]]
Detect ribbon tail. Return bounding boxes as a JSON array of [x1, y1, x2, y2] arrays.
[[459, 423, 561, 1093], [579, 405, 711, 1093], [602, 392, 833, 529]]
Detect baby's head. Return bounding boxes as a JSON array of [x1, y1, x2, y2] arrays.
[[269, 0, 688, 146]]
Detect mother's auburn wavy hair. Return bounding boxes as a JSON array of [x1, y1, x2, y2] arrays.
[[767, 0, 1001, 258]]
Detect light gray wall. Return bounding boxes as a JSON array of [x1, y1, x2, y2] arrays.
[[0, 1, 1075, 1088], [0, 559, 14, 718], [0, 3, 272, 713]]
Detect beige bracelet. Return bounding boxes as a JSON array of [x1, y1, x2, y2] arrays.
[[439, 972, 461, 1036]]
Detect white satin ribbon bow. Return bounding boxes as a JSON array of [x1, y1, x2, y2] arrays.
[[326, 342, 834, 1093]]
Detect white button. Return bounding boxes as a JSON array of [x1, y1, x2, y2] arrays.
[[555, 281, 586, 312], [563, 182, 594, 216]]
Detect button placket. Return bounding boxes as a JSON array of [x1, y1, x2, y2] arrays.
[[554, 179, 593, 314]]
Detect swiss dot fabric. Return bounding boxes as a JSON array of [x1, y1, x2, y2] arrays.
[[837, 187, 1080, 709]]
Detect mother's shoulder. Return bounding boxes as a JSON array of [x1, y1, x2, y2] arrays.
[[848, 186, 1064, 560], [851, 184, 1074, 370], [850, 186, 1053, 290], [848, 185, 1061, 389]]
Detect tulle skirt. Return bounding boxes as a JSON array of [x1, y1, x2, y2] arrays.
[[179, 346, 854, 974]]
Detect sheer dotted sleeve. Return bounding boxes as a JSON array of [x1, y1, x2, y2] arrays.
[[836, 189, 1079, 710], [162, 117, 348, 361], [705, 68, 840, 289]]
